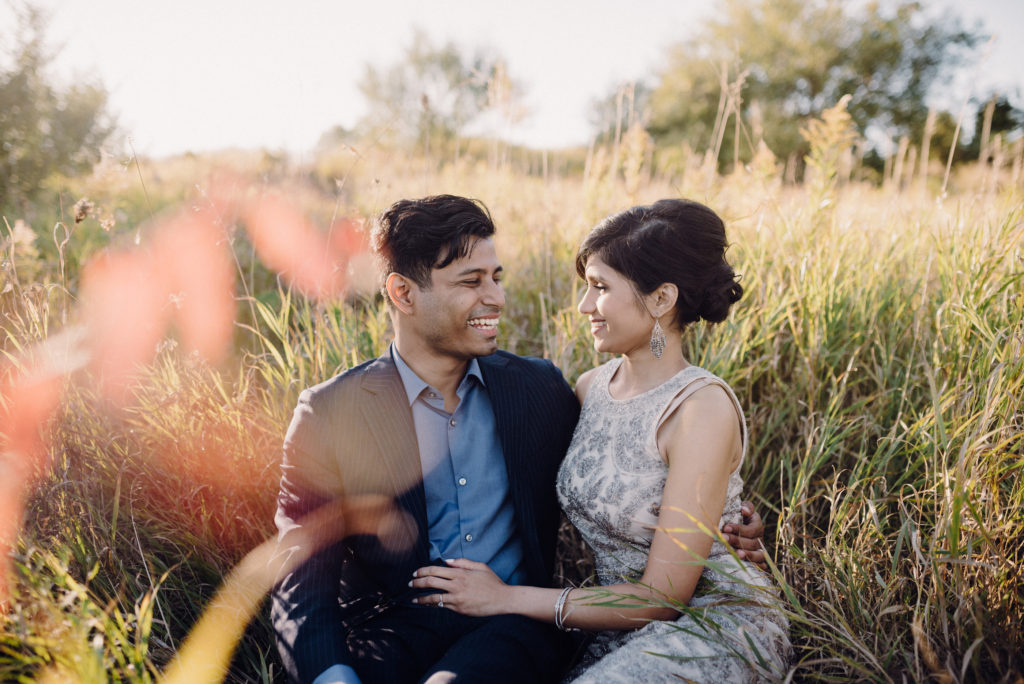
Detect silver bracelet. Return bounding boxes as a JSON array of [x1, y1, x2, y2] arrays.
[[554, 586, 573, 631]]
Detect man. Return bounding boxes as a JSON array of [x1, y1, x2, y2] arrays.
[[271, 195, 764, 683]]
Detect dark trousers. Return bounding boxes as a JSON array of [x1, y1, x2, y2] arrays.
[[344, 604, 579, 684]]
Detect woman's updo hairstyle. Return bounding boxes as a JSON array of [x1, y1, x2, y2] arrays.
[[575, 199, 742, 328]]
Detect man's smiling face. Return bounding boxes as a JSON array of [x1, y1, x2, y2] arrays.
[[410, 236, 504, 361]]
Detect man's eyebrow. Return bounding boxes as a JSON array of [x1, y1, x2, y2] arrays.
[[454, 265, 504, 277]]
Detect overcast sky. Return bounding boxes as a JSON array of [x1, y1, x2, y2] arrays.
[[2, 0, 1021, 159]]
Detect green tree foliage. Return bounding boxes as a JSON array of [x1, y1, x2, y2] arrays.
[[644, 0, 979, 172], [963, 94, 1024, 161], [0, 4, 115, 214], [357, 31, 495, 154], [589, 81, 653, 144]]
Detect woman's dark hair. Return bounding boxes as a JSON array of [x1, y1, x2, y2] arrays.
[[372, 194, 495, 290], [575, 199, 742, 327]]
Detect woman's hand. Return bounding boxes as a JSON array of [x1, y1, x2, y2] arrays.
[[409, 559, 514, 617]]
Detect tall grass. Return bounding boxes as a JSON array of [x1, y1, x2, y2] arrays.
[[1, 135, 1021, 681]]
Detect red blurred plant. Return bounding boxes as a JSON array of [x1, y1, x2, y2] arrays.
[[0, 371, 62, 609], [0, 182, 369, 613]]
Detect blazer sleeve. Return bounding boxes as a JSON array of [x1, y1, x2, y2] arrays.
[[270, 388, 358, 683], [543, 359, 581, 443], [494, 354, 579, 583]]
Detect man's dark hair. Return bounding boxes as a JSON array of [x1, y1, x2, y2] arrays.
[[372, 194, 496, 290]]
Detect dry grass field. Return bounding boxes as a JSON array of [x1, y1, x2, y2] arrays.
[[1, 121, 1022, 681]]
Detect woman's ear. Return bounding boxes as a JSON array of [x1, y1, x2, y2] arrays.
[[385, 272, 416, 314], [649, 282, 678, 318]]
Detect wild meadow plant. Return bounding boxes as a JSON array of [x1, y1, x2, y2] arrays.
[[0, 133, 1021, 682]]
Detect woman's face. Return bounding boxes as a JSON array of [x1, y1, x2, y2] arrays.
[[578, 255, 655, 356]]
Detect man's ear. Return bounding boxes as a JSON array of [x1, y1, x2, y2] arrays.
[[385, 273, 416, 314]]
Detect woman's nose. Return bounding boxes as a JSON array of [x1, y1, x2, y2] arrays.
[[578, 289, 594, 314]]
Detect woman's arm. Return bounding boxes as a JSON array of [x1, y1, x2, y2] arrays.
[[411, 384, 741, 630]]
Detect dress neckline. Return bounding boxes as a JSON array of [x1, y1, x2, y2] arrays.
[[601, 357, 702, 403]]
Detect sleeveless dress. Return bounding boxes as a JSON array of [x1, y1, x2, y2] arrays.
[[555, 359, 791, 683]]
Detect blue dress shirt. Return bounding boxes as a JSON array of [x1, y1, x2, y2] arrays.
[[392, 345, 525, 584]]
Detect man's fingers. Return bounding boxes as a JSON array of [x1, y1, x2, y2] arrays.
[[722, 510, 762, 534], [736, 532, 763, 551], [724, 514, 765, 541], [742, 509, 765, 533], [722, 530, 762, 551], [731, 544, 769, 571], [740, 547, 766, 565], [727, 503, 770, 571]]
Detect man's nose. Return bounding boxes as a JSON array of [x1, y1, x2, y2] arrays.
[[484, 279, 505, 308]]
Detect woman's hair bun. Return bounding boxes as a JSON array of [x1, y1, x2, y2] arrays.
[[575, 198, 743, 329], [698, 268, 743, 323]]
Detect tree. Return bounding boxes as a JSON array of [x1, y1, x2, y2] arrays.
[[963, 94, 1024, 162], [0, 4, 115, 213], [357, 31, 496, 156], [589, 81, 653, 145], [643, 0, 980, 172]]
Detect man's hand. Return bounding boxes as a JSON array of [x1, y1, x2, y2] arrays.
[[721, 501, 768, 571]]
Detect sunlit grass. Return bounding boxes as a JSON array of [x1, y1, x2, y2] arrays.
[[1, 137, 1022, 681]]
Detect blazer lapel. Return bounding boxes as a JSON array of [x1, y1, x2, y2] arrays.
[[358, 354, 429, 560], [480, 354, 544, 580]]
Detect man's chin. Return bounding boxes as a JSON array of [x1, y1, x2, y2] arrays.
[[471, 338, 499, 357], [467, 328, 500, 351], [446, 340, 499, 361], [478, 340, 499, 355]]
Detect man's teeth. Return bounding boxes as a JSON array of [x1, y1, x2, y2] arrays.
[[469, 317, 499, 329]]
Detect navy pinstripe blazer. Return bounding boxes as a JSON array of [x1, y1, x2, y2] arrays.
[[271, 348, 580, 682]]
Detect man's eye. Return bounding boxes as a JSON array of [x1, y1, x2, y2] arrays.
[[461, 280, 480, 286]]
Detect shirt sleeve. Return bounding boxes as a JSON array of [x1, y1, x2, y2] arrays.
[[312, 664, 363, 684]]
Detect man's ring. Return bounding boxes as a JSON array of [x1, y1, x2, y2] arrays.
[[438, 597, 444, 609]]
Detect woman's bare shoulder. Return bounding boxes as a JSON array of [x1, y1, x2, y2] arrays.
[[661, 381, 742, 469], [574, 367, 600, 404]]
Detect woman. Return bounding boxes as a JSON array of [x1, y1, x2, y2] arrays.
[[411, 199, 791, 681]]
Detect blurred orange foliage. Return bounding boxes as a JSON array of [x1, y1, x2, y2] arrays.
[[0, 372, 62, 610], [0, 182, 369, 614]]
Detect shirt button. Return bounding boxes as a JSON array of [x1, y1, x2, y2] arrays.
[[449, 419, 456, 427], [458, 477, 467, 486], [464, 533, 473, 542]]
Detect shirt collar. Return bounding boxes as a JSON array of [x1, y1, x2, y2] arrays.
[[390, 343, 485, 407]]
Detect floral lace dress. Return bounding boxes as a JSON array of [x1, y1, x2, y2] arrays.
[[556, 359, 791, 683]]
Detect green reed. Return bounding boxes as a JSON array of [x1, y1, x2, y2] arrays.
[[1, 147, 1021, 681]]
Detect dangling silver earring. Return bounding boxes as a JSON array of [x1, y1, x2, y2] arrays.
[[649, 319, 666, 359]]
